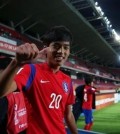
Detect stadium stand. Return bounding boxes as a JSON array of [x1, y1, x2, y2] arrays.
[[0, 24, 119, 92]]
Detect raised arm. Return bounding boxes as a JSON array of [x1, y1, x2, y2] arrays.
[[0, 43, 42, 97]]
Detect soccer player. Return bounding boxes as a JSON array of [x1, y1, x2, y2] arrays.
[[0, 57, 27, 134], [0, 26, 78, 134], [82, 76, 100, 131]]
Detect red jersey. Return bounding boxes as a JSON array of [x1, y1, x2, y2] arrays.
[[15, 63, 75, 134], [7, 92, 28, 134], [82, 85, 96, 110]]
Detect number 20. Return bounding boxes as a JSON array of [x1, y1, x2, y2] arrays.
[[49, 93, 62, 109]]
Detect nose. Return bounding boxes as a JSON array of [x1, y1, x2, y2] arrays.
[[57, 46, 64, 53]]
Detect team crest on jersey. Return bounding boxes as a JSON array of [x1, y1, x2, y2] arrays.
[[62, 82, 69, 93]]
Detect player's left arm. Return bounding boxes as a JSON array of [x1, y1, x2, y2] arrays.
[[64, 105, 78, 134], [91, 87, 100, 94], [93, 87, 100, 93], [95, 89, 100, 93]]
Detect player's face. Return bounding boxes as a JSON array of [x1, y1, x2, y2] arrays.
[[47, 41, 70, 67]]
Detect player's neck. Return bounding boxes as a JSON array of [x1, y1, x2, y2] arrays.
[[48, 63, 60, 73]]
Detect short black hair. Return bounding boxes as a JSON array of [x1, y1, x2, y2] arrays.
[[0, 57, 12, 69], [84, 76, 93, 85], [40, 25, 73, 46]]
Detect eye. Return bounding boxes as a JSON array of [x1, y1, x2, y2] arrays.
[[51, 42, 70, 50], [64, 46, 70, 50], [52, 43, 60, 49]]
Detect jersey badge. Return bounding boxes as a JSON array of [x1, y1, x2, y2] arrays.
[[62, 82, 69, 93]]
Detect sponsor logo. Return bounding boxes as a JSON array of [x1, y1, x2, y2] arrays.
[[40, 80, 50, 83], [14, 106, 27, 125]]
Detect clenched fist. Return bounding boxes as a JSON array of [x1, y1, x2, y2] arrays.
[[15, 43, 47, 64]]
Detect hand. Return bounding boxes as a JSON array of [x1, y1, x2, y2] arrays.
[[37, 47, 48, 59], [15, 43, 39, 65]]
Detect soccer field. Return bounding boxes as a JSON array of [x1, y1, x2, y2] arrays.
[[77, 102, 120, 134]]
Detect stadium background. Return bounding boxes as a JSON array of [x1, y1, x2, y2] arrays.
[[0, 0, 120, 133]]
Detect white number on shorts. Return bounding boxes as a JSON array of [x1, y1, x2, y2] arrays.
[[49, 93, 62, 109]]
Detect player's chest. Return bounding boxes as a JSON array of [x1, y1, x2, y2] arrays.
[[34, 71, 70, 95]]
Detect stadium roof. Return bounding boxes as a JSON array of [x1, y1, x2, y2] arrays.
[[0, 0, 120, 67], [96, 0, 120, 33]]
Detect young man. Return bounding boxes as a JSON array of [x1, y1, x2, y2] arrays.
[[0, 57, 27, 134], [82, 76, 100, 131], [0, 26, 78, 134]]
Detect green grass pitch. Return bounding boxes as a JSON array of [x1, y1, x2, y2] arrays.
[[77, 102, 120, 134]]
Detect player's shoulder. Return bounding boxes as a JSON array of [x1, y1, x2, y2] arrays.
[[22, 64, 31, 69], [34, 62, 48, 70], [34, 62, 43, 67], [21, 63, 36, 70], [16, 64, 31, 75], [60, 70, 71, 80]]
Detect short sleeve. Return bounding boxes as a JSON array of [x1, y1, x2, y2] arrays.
[[14, 64, 31, 91]]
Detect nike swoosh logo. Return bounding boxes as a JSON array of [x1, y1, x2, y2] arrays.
[[40, 80, 50, 83]]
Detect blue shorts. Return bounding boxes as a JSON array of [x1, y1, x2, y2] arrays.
[[82, 109, 93, 124]]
